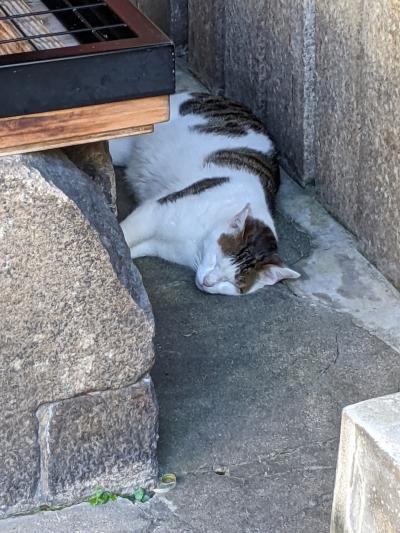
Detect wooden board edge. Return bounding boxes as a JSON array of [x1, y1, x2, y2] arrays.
[[0, 124, 154, 157], [0, 95, 169, 149]]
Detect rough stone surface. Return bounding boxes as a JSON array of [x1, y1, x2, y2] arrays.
[[132, 0, 187, 48], [169, 0, 188, 49], [64, 142, 117, 213], [36, 377, 158, 506], [0, 152, 155, 517], [315, 0, 400, 290], [0, 498, 192, 533], [331, 394, 400, 533], [223, 0, 311, 181], [188, 0, 225, 92]]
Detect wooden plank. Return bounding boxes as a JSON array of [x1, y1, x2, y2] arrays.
[[0, 95, 169, 146], [0, 6, 34, 55], [0, 125, 154, 157], [1, 1, 75, 50], [24, 1, 78, 47], [0, 95, 169, 155]]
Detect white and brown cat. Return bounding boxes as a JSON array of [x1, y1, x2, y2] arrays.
[[109, 92, 300, 295]]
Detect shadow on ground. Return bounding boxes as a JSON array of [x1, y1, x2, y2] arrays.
[[117, 175, 399, 533]]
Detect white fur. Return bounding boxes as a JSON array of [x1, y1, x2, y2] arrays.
[[110, 92, 300, 295]]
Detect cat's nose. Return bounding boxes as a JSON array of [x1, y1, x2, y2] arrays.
[[203, 274, 216, 287]]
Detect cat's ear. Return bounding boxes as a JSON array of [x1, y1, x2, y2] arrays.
[[230, 203, 252, 231], [261, 264, 301, 286]]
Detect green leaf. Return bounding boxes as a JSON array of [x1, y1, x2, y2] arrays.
[[133, 488, 145, 502], [89, 494, 98, 505], [121, 487, 152, 504], [88, 488, 118, 506]]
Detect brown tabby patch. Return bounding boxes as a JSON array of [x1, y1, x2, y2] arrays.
[[180, 93, 266, 137], [219, 216, 280, 294], [206, 148, 280, 211], [158, 177, 230, 204]]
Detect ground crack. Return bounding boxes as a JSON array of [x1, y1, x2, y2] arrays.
[[178, 437, 339, 478], [320, 334, 341, 375]]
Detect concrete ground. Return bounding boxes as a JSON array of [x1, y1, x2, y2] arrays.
[[138, 207, 400, 533], [2, 67, 400, 532]]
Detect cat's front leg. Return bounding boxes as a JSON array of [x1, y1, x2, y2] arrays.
[[129, 240, 158, 259], [120, 201, 158, 248]]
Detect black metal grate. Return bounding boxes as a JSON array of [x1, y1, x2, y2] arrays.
[[0, 0, 137, 50], [0, 0, 175, 118]]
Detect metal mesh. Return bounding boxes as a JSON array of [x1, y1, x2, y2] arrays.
[[0, 0, 136, 51]]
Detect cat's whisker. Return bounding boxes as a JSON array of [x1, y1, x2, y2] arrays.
[[194, 252, 202, 269]]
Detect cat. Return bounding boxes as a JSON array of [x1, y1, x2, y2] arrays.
[[109, 92, 300, 296]]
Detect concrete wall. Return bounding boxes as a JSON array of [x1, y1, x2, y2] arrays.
[[315, 0, 400, 289], [188, 0, 225, 92], [185, 0, 400, 290], [132, 0, 188, 48], [188, 0, 316, 183]]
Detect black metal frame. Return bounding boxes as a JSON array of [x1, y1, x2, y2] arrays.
[[0, 0, 175, 118]]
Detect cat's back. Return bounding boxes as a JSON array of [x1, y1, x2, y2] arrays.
[[120, 92, 275, 202]]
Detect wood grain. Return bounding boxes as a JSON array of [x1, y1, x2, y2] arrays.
[[0, 95, 169, 156], [0, 125, 154, 157], [1, 0, 73, 50], [24, 1, 79, 47], [0, 6, 34, 55]]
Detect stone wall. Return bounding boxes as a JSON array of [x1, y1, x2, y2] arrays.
[[132, 0, 187, 49], [184, 0, 400, 290], [187, 0, 316, 182], [0, 147, 158, 517], [188, 0, 225, 92], [315, 0, 400, 290]]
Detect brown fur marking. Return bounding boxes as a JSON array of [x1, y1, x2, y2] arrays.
[[206, 148, 280, 211], [158, 177, 230, 204], [219, 216, 280, 294], [179, 93, 266, 137]]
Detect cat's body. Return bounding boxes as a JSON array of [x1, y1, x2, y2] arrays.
[[110, 92, 299, 295]]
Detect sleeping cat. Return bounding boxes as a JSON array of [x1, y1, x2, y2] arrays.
[[109, 92, 300, 296]]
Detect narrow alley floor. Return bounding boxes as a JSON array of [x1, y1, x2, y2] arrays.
[[2, 63, 400, 533]]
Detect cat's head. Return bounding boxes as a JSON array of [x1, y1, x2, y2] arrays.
[[195, 204, 300, 295]]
